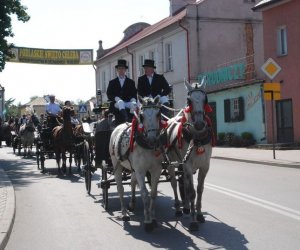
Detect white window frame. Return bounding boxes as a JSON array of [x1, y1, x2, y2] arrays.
[[149, 50, 155, 60], [101, 71, 107, 93], [277, 26, 288, 56], [138, 54, 145, 76], [165, 43, 173, 72]]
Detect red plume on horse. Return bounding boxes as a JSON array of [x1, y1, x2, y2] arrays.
[[52, 106, 75, 174]]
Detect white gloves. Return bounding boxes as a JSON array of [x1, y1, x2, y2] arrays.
[[115, 96, 121, 102]]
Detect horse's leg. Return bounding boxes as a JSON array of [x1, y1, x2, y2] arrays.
[[128, 172, 137, 212], [168, 166, 182, 216], [134, 169, 152, 231], [196, 164, 209, 223], [114, 163, 130, 221], [62, 151, 67, 174], [149, 167, 162, 227], [69, 152, 72, 174], [55, 150, 61, 174], [183, 162, 198, 231]]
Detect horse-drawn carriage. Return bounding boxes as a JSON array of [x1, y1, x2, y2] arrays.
[[88, 80, 214, 232], [36, 107, 95, 175]]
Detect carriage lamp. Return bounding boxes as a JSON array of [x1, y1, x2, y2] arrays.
[[96, 89, 102, 107]]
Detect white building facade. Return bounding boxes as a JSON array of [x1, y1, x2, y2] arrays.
[[94, 0, 266, 143]]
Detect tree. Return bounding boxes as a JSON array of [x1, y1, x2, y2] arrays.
[[0, 0, 30, 72], [4, 97, 20, 119]]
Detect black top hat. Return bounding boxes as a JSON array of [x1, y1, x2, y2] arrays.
[[142, 59, 156, 68], [115, 59, 128, 69]]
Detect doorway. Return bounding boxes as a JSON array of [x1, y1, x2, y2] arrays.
[[276, 99, 294, 142]]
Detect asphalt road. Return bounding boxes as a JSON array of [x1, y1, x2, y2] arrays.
[[1, 146, 300, 250]]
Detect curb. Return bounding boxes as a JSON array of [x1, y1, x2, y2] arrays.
[[212, 156, 300, 169], [0, 169, 16, 250]]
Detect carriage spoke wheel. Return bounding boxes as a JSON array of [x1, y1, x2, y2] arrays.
[[102, 166, 108, 210], [83, 141, 92, 194]]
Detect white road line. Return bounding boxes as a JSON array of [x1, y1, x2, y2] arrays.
[[205, 182, 300, 221]]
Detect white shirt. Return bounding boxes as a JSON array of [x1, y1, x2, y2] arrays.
[[147, 74, 154, 85], [118, 76, 126, 88], [46, 102, 61, 115]]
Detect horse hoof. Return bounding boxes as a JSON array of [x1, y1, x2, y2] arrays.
[[127, 205, 134, 212], [189, 222, 199, 232], [175, 210, 183, 217], [197, 214, 205, 223], [122, 215, 130, 222], [183, 208, 190, 214], [144, 222, 154, 232]]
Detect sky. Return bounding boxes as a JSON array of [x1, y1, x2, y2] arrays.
[[0, 0, 170, 105]]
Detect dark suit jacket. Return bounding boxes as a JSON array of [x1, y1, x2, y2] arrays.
[[106, 77, 137, 102], [137, 73, 171, 99]]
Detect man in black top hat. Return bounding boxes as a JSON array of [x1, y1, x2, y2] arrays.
[[107, 59, 137, 123], [137, 59, 171, 118]]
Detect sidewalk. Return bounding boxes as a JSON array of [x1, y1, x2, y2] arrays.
[[0, 147, 299, 249], [0, 168, 15, 250], [212, 147, 300, 168]]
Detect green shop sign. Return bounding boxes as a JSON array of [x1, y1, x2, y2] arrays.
[[198, 63, 246, 86]]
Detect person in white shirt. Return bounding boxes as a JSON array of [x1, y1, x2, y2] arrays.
[[46, 94, 62, 117]]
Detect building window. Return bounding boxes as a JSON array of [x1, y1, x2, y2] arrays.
[[224, 97, 245, 122], [277, 26, 288, 56], [165, 43, 173, 72], [149, 51, 155, 60], [139, 55, 145, 76], [101, 71, 107, 93]]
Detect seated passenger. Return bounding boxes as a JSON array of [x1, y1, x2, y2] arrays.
[[106, 59, 137, 124]]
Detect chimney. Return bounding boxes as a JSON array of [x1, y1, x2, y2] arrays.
[[169, 0, 196, 16]]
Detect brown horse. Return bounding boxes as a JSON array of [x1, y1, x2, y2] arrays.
[[52, 106, 75, 174]]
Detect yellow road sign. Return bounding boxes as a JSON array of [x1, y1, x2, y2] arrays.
[[263, 82, 281, 91], [261, 58, 281, 80], [264, 92, 281, 100]]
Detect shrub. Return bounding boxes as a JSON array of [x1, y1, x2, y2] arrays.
[[224, 132, 235, 145], [241, 132, 255, 146]]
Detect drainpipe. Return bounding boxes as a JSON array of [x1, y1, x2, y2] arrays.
[[126, 46, 135, 80], [179, 19, 191, 82]]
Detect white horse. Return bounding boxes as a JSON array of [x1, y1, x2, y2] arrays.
[[109, 95, 163, 232], [165, 79, 213, 231], [19, 118, 36, 157]]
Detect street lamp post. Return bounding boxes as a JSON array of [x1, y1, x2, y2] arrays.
[[0, 84, 5, 119]]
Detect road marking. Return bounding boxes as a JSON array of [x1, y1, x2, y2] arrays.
[[205, 182, 300, 221]]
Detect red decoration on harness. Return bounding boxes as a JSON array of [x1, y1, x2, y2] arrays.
[[129, 116, 137, 152], [184, 105, 192, 113], [205, 104, 213, 113], [160, 120, 168, 129], [196, 146, 205, 155]]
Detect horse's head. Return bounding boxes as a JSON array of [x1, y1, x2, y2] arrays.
[[137, 95, 161, 146], [62, 106, 74, 122], [184, 79, 208, 132], [25, 118, 36, 132]]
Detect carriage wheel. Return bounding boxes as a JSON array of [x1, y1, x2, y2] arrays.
[[83, 141, 92, 194], [102, 167, 108, 210]]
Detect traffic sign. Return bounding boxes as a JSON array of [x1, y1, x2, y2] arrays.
[[261, 58, 281, 80], [263, 82, 281, 100], [78, 104, 87, 113]]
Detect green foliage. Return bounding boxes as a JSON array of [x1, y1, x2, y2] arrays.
[[241, 132, 254, 140], [0, 0, 30, 71], [4, 97, 20, 119]]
